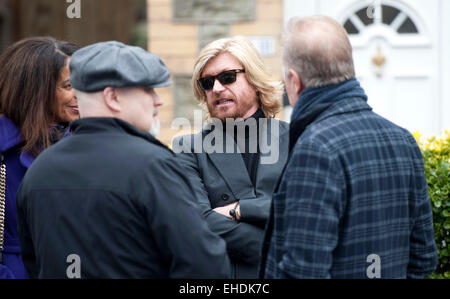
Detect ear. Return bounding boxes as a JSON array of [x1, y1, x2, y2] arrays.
[[286, 69, 304, 107], [102, 87, 122, 112], [288, 69, 303, 95]]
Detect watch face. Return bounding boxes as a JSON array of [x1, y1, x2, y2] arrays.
[[229, 209, 236, 220]]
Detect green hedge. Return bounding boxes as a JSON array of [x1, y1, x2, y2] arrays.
[[414, 130, 450, 279]]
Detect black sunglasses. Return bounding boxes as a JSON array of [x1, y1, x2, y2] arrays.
[[198, 69, 245, 91]]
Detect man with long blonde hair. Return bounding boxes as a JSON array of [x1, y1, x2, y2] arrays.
[[173, 36, 289, 278]]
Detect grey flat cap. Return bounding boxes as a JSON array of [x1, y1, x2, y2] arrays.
[[69, 41, 171, 92]]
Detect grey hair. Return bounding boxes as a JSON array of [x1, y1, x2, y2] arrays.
[[283, 15, 355, 88]]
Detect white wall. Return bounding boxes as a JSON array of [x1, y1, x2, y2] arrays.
[[441, 0, 450, 131], [283, 0, 319, 24], [283, 0, 448, 135]]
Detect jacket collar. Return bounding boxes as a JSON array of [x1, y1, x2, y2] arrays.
[[314, 97, 372, 123], [289, 97, 372, 153], [0, 116, 35, 168], [289, 79, 372, 153], [197, 117, 289, 201], [0, 116, 23, 152], [70, 117, 171, 152]]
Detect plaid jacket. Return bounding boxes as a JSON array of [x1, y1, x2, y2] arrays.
[[261, 97, 438, 279]]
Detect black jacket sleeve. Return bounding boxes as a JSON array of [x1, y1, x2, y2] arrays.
[[140, 156, 231, 279], [16, 183, 39, 279], [173, 150, 264, 265], [239, 196, 271, 227]]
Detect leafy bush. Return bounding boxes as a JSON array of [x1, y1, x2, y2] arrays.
[[413, 130, 450, 279]]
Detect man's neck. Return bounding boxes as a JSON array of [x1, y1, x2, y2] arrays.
[[246, 108, 265, 120]]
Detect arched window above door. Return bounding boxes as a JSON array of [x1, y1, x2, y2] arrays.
[[343, 3, 419, 36]]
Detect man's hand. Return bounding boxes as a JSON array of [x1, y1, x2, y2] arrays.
[[214, 202, 241, 220]]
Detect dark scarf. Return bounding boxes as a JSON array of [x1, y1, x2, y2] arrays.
[[289, 78, 368, 152]]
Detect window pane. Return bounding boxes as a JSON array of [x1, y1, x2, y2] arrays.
[[382, 5, 400, 25], [397, 17, 418, 33], [344, 19, 359, 35], [356, 7, 374, 26]]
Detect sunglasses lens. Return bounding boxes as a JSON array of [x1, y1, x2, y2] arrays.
[[198, 70, 241, 91], [199, 77, 215, 91], [218, 71, 237, 85]]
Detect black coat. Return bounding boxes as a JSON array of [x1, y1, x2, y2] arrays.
[[172, 118, 289, 278], [16, 118, 230, 279]]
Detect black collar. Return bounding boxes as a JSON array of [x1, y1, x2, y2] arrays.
[[247, 108, 265, 121], [70, 117, 171, 152]]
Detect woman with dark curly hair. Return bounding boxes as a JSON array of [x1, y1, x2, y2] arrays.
[[0, 37, 79, 279]]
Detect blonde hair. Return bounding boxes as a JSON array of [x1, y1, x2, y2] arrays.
[[192, 36, 283, 118]]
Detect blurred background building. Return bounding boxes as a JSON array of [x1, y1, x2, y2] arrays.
[[0, 0, 448, 145], [147, 0, 284, 144], [149, 0, 450, 144], [0, 0, 147, 50], [288, 0, 450, 141]]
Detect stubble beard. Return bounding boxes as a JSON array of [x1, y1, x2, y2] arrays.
[[208, 99, 258, 123]]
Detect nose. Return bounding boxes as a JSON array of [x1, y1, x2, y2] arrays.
[[71, 88, 78, 101], [212, 78, 226, 93], [153, 92, 164, 107]]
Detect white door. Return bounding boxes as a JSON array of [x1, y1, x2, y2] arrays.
[[284, 0, 444, 137]]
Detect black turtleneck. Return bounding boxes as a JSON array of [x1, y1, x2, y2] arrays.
[[235, 108, 265, 188]]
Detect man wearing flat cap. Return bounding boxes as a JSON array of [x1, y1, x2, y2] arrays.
[[16, 41, 231, 279]]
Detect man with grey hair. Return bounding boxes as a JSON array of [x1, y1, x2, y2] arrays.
[[16, 41, 230, 279], [260, 16, 437, 279]]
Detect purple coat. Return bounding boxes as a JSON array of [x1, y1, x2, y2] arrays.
[[0, 116, 34, 279]]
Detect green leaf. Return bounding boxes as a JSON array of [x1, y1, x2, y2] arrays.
[[441, 249, 449, 257], [418, 130, 450, 278]]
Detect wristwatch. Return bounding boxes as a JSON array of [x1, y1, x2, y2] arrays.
[[229, 202, 240, 221]]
